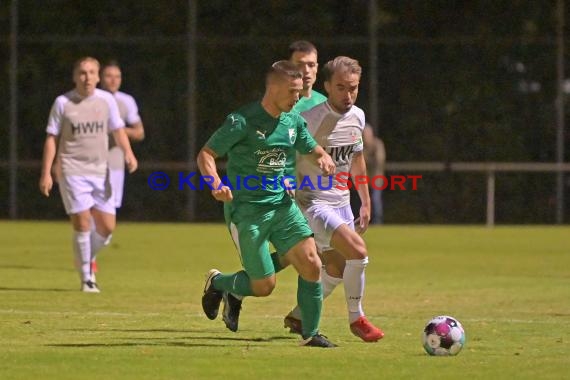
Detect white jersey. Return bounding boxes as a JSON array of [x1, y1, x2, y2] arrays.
[[108, 90, 141, 169], [46, 88, 125, 176], [296, 101, 365, 208]]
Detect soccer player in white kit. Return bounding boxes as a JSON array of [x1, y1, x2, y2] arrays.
[[100, 61, 145, 209], [87, 61, 145, 275], [285, 56, 384, 342], [39, 57, 138, 293]]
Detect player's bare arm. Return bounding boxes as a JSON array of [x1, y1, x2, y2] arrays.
[[350, 151, 371, 234], [125, 121, 145, 142], [112, 128, 138, 173], [197, 147, 233, 202], [305, 145, 336, 175], [39, 134, 57, 197]]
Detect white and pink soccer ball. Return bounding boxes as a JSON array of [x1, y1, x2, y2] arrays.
[[422, 315, 466, 356]]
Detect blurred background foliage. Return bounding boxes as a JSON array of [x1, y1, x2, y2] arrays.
[[0, 0, 568, 223]]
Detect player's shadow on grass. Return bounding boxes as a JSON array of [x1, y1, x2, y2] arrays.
[[64, 328, 299, 338], [68, 328, 201, 333], [124, 335, 296, 342], [0, 264, 72, 272], [0, 265, 36, 270], [0, 286, 73, 292], [47, 336, 295, 348], [61, 328, 297, 341]]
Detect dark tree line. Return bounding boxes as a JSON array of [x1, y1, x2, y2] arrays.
[[0, 1, 568, 222]]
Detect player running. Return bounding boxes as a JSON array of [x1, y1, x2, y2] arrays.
[[197, 60, 337, 348], [283, 56, 385, 342]]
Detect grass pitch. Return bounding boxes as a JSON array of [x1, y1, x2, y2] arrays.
[[0, 222, 568, 379]]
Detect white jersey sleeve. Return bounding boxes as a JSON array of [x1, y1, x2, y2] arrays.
[[296, 102, 366, 208], [114, 91, 141, 125], [46, 95, 68, 136], [96, 89, 125, 131]]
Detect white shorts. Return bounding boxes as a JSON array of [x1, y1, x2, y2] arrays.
[[300, 203, 354, 253], [108, 146, 125, 208], [109, 169, 125, 208], [58, 174, 115, 215]]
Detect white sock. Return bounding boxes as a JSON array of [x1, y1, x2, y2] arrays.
[[288, 268, 343, 320], [322, 268, 343, 299], [73, 231, 92, 282], [91, 229, 111, 262], [344, 258, 368, 323]]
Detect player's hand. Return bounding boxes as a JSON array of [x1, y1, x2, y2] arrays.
[[212, 186, 233, 202], [283, 177, 295, 198], [125, 154, 138, 173], [39, 174, 53, 197], [354, 206, 371, 235], [317, 155, 336, 176]]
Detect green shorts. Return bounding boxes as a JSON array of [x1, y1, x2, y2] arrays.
[[224, 197, 313, 280]]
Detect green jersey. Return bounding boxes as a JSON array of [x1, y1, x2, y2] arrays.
[[283, 90, 327, 176], [293, 90, 327, 113], [206, 101, 317, 205]]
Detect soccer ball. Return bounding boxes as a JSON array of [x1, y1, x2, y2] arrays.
[[422, 315, 465, 356]]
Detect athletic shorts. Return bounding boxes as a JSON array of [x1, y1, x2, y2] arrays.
[[108, 169, 125, 208], [300, 203, 354, 253], [108, 146, 125, 208], [58, 174, 115, 215], [224, 198, 313, 279]]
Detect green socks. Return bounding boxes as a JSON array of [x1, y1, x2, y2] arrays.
[[297, 276, 323, 338], [212, 270, 254, 297]]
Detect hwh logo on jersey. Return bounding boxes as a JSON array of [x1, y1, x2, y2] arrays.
[[327, 145, 354, 165], [71, 121, 104, 135]]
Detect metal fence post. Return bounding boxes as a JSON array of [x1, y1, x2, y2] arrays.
[[186, 0, 198, 221], [486, 170, 495, 227], [9, 0, 19, 219]]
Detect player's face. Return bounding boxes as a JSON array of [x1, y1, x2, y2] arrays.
[[273, 77, 303, 113], [73, 60, 100, 97], [101, 66, 122, 93], [324, 70, 360, 114], [290, 51, 318, 93]]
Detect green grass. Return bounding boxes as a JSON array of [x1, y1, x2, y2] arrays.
[[0, 222, 568, 379]]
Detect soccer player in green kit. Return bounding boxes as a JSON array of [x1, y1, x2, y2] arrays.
[[280, 40, 327, 191], [289, 40, 326, 113], [197, 60, 337, 348]]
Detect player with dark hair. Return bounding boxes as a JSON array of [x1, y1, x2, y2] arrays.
[[288, 40, 326, 113], [83, 61, 146, 276], [100, 60, 145, 210]]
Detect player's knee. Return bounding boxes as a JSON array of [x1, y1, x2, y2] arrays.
[[250, 277, 276, 297], [95, 221, 115, 237], [301, 257, 322, 282], [308, 250, 322, 267], [306, 251, 322, 272], [251, 281, 275, 297], [75, 221, 91, 232], [72, 215, 91, 232]]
